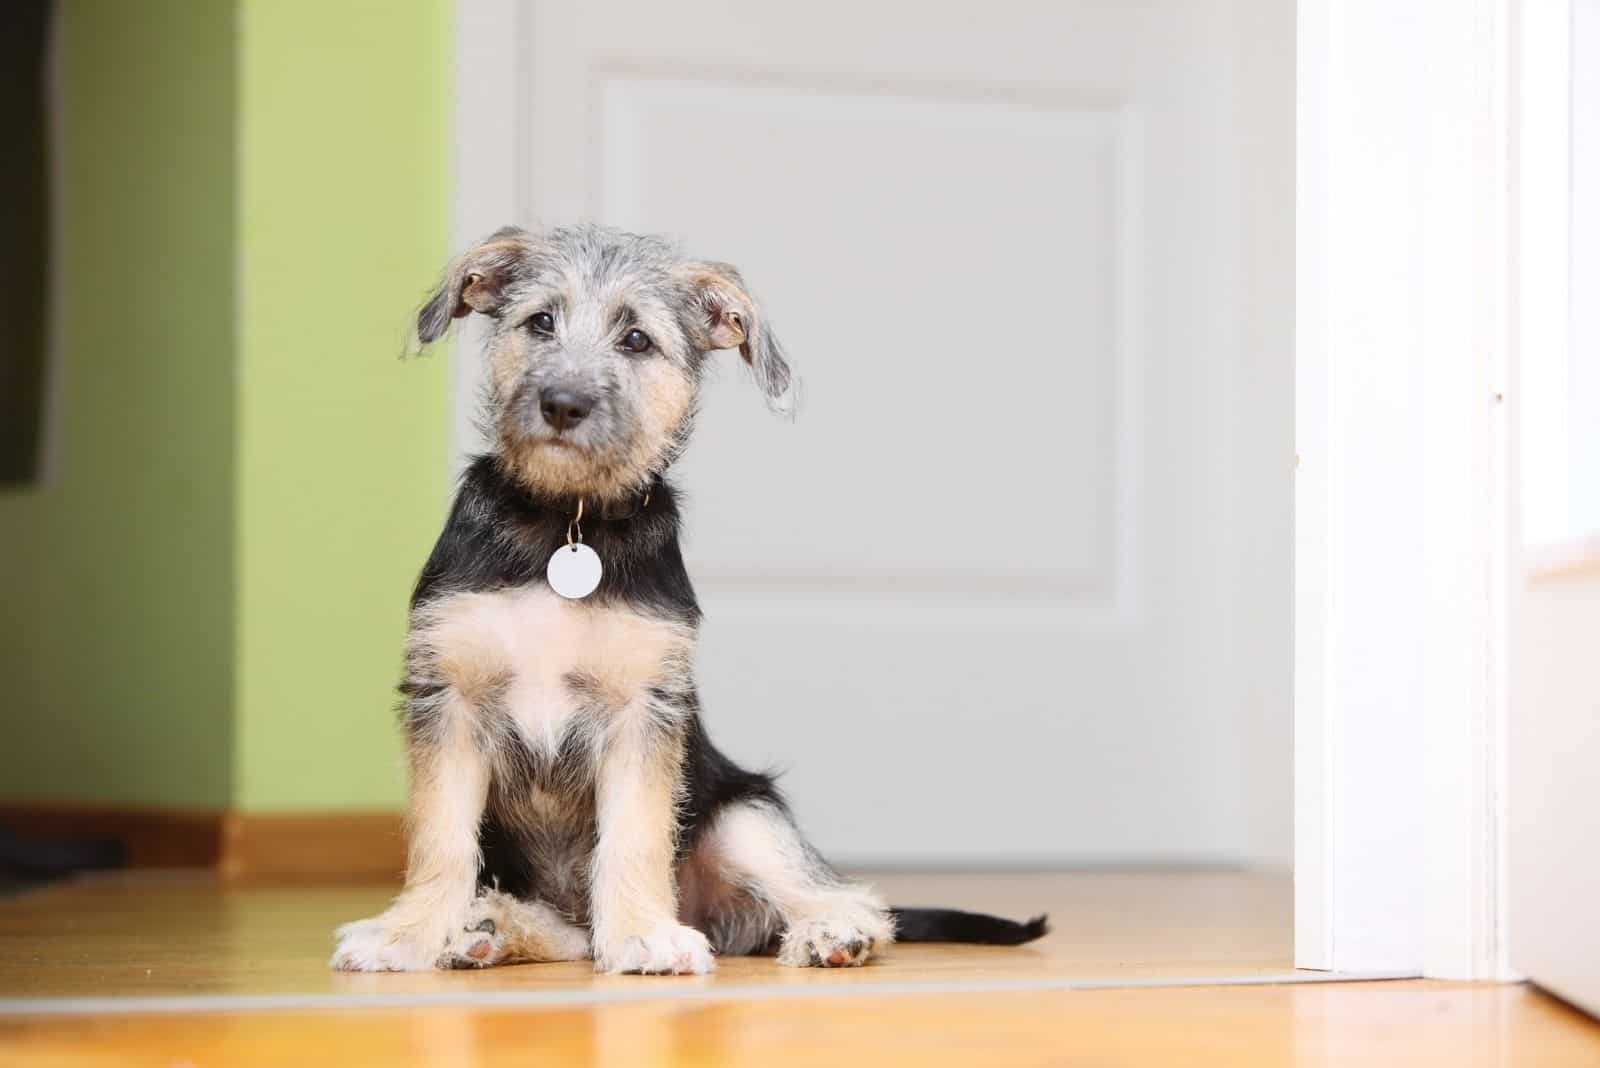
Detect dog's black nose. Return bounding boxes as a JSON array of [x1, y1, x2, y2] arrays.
[[540, 388, 594, 432]]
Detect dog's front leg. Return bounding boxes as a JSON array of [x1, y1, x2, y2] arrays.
[[331, 690, 490, 971], [589, 700, 712, 975]]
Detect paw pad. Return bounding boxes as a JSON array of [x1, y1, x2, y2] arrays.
[[437, 916, 503, 969]]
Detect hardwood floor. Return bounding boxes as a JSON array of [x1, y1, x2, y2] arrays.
[[5, 983, 1598, 1068], [0, 870, 1298, 1000], [2, 870, 1597, 1066]]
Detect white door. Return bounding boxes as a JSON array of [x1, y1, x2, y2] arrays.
[[458, 0, 1294, 866]]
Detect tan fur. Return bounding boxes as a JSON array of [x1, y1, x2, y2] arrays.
[[409, 588, 693, 747], [330, 695, 489, 971], [588, 701, 713, 974], [635, 357, 694, 454], [486, 329, 531, 401]]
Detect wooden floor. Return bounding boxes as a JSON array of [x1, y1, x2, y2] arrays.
[[1, 870, 1597, 1066], [0, 869, 1301, 1000]]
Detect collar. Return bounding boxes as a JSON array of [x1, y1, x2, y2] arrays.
[[534, 483, 654, 523]]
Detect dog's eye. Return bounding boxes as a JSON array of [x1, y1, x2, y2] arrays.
[[527, 311, 555, 336], [620, 328, 653, 354]]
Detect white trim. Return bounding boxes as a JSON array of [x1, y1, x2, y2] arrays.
[[1295, 0, 1518, 978], [1518, 0, 1573, 547], [1297, 0, 1427, 974], [1418, 0, 1515, 983], [1292, 0, 1334, 973]]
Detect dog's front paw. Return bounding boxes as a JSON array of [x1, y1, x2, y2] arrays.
[[331, 914, 448, 973], [778, 918, 879, 968], [595, 923, 714, 975]]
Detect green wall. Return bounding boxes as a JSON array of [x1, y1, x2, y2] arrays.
[[0, 0, 238, 808], [0, 0, 450, 814], [234, 0, 450, 810]]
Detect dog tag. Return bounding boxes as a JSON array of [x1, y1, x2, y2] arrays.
[[547, 543, 602, 599]]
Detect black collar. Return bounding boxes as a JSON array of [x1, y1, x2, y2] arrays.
[[531, 483, 654, 523]]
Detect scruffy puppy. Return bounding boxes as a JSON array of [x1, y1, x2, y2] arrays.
[[331, 225, 1046, 974]]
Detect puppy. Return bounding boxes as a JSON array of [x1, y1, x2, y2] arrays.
[[331, 225, 1046, 974]]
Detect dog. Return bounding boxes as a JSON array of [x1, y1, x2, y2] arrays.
[[330, 224, 1047, 974]]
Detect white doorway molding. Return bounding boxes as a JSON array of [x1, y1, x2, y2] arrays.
[[1295, 0, 1522, 979]]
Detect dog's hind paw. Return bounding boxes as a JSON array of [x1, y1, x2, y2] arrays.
[[436, 891, 591, 968], [778, 918, 879, 968], [436, 916, 502, 969]]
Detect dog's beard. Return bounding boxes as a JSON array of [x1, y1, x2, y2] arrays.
[[497, 429, 661, 502]]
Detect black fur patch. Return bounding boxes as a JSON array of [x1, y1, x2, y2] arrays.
[[410, 454, 699, 626]]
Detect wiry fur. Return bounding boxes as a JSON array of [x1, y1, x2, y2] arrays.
[[330, 225, 1045, 975]]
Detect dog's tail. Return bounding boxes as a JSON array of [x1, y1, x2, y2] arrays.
[[889, 906, 1049, 945]]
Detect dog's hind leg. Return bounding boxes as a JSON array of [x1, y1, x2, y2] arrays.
[[437, 889, 591, 968], [689, 799, 893, 968]]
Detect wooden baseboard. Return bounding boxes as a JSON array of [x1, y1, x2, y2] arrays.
[[0, 803, 223, 868], [0, 803, 404, 882], [219, 810, 404, 882]]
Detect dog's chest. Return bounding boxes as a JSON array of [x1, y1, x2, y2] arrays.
[[413, 585, 693, 750]]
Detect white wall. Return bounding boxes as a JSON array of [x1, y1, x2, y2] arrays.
[[1572, 1, 1600, 533], [1511, 566, 1600, 1014]]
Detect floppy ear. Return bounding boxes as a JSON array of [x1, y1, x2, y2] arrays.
[[415, 226, 538, 345], [679, 261, 795, 414]]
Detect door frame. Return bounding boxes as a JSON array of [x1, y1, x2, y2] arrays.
[[1295, 0, 1539, 979], [452, 0, 1532, 979]]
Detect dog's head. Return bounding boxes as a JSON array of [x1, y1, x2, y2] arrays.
[[416, 224, 793, 501]]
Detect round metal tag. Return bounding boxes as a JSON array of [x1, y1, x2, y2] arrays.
[[547, 543, 603, 600]]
